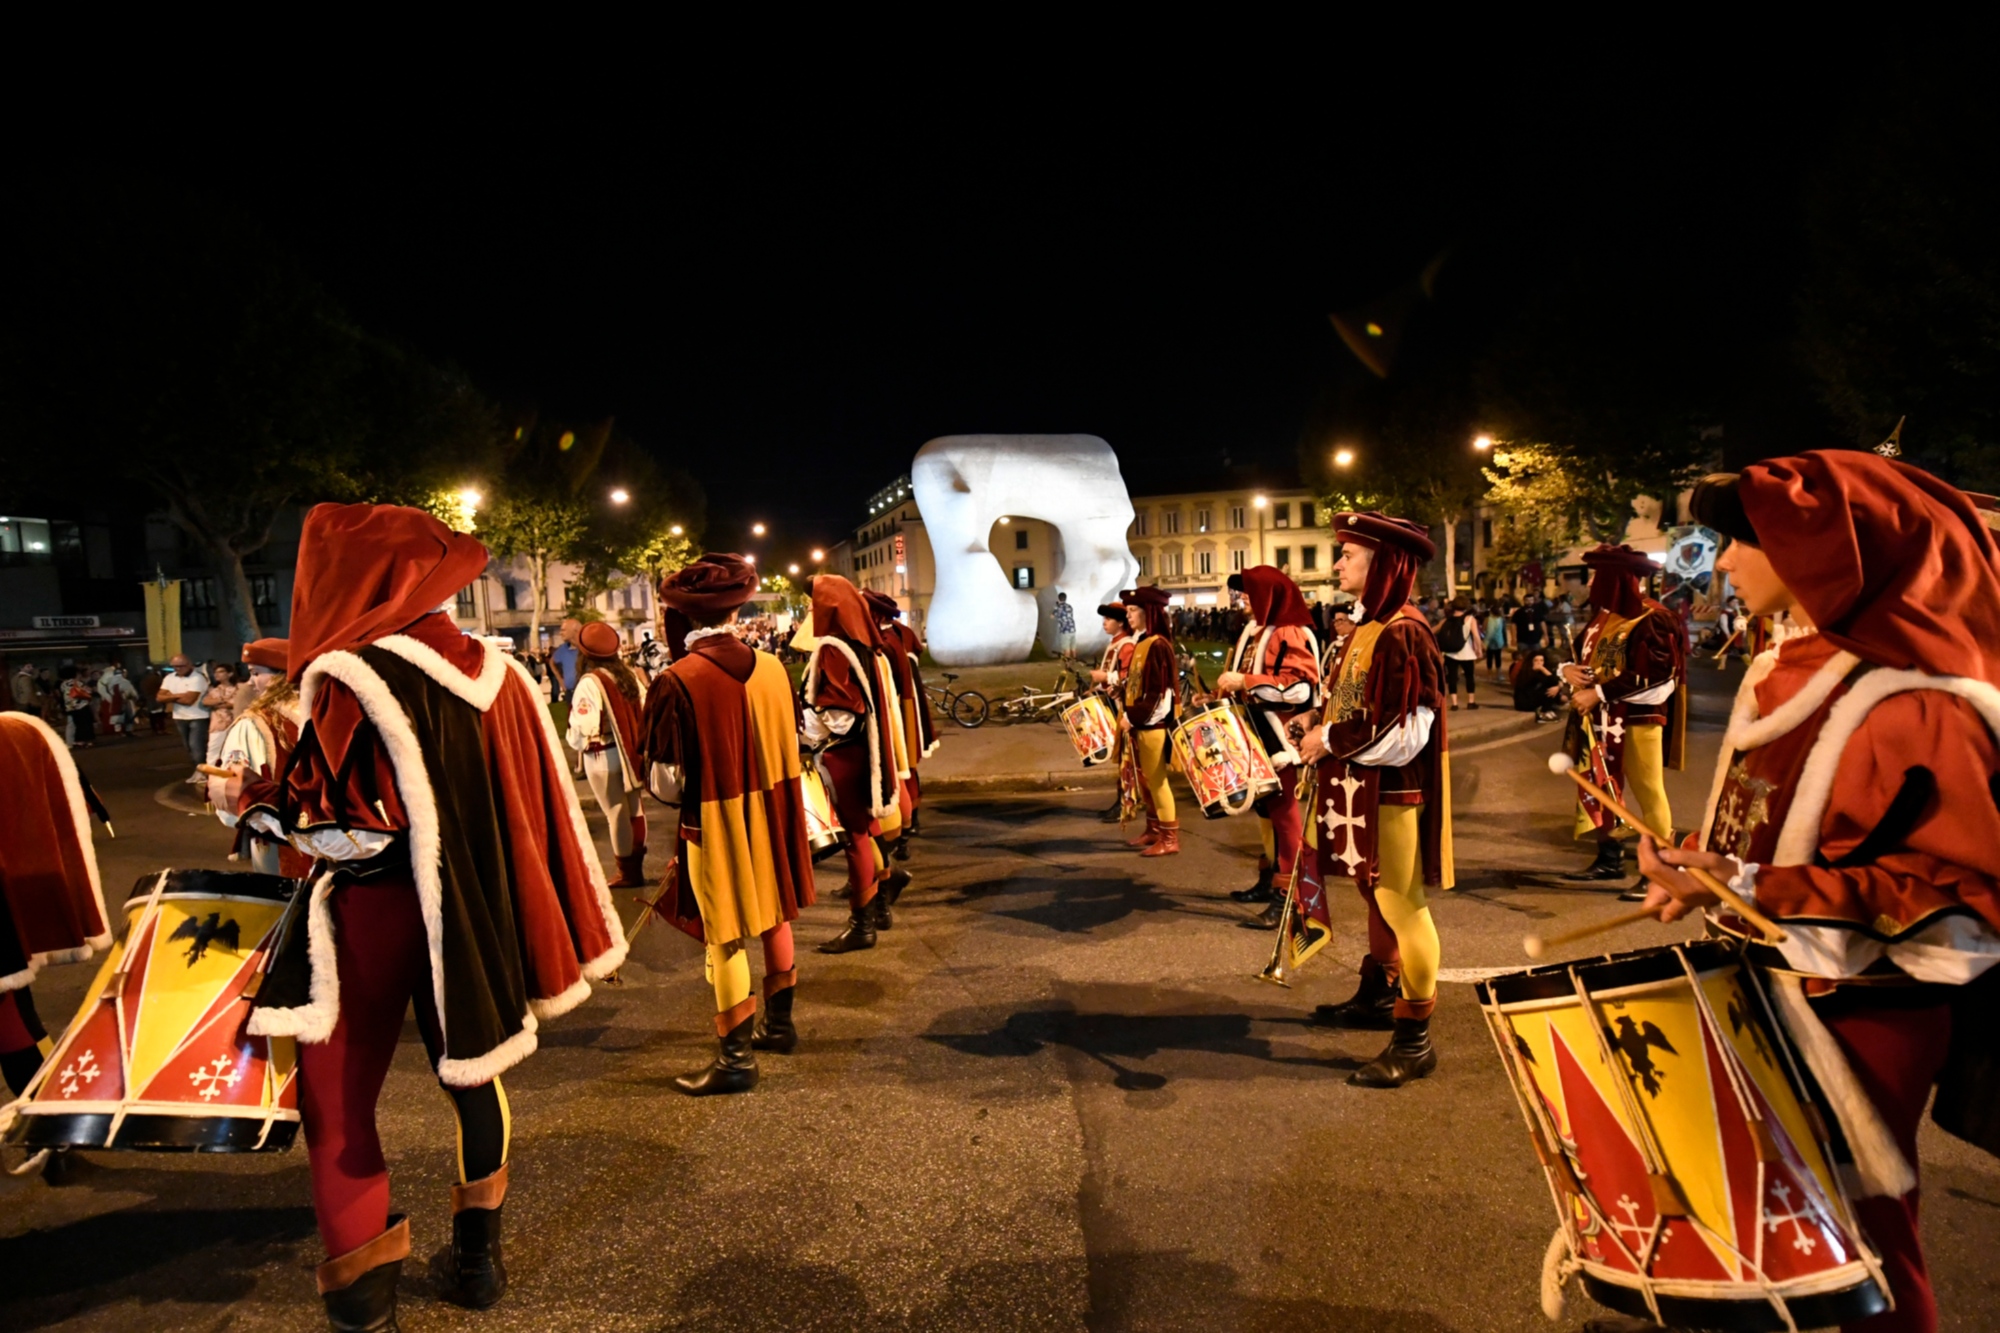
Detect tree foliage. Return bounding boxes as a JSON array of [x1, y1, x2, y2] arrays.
[[1477, 442, 1629, 580]]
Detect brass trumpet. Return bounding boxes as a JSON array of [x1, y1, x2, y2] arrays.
[[1255, 873, 1301, 987]]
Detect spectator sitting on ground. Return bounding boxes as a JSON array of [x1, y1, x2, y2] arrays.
[[1513, 649, 1562, 722]]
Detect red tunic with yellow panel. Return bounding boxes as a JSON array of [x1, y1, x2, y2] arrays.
[[0, 712, 111, 1099], [1686, 455, 2000, 1333], [802, 576, 904, 907], [642, 627, 816, 1031], [237, 503, 626, 1294], [1225, 567, 1321, 892], [1314, 513, 1452, 1023], [1119, 587, 1180, 849]]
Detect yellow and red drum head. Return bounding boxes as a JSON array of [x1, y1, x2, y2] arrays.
[[3, 870, 302, 1154], [1170, 700, 1279, 819], [1062, 694, 1118, 767], [1478, 940, 1888, 1330]]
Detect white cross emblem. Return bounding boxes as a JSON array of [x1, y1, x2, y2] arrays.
[[1764, 1180, 1819, 1255], [1601, 713, 1625, 745], [1321, 773, 1368, 873], [1610, 1194, 1649, 1253], [1714, 789, 1747, 850], [58, 1049, 100, 1098], [188, 1054, 243, 1102]]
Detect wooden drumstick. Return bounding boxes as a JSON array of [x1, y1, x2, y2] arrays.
[[1548, 754, 1786, 943], [1523, 906, 1656, 959], [197, 763, 235, 778]]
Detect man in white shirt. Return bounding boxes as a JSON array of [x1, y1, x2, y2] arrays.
[[157, 654, 211, 783]]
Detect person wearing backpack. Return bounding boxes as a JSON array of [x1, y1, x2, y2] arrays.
[[1438, 598, 1481, 709]]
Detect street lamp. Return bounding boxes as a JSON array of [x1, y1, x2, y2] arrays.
[[1333, 448, 1355, 469], [810, 548, 824, 563], [751, 522, 767, 537], [1252, 494, 1269, 570], [745, 553, 757, 565], [669, 524, 684, 536], [788, 563, 800, 575], [609, 488, 630, 504], [1473, 435, 1494, 451], [459, 487, 482, 507]]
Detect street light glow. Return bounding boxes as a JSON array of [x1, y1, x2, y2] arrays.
[[745, 553, 757, 564], [810, 548, 824, 562], [459, 488, 482, 506], [1473, 435, 1494, 451], [1253, 495, 1268, 509], [998, 516, 1011, 525], [788, 563, 800, 575], [752, 522, 767, 537], [1333, 449, 1356, 468], [609, 488, 630, 504], [669, 524, 684, 536]]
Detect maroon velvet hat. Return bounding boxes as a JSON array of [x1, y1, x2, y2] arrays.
[[1582, 544, 1656, 577], [1331, 511, 1436, 562], [863, 589, 902, 620], [578, 621, 622, 657], [659, 554, 758, 615], [242, 638, 289, 672], [1122, 586, 1171, 609]]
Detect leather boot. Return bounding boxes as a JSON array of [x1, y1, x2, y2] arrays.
[[1140, 821, 1180, 857], [892, 832, 912, 862], [318, 1216, 408, 1333], [1311, 959, 1400, 1029], [1230, 859, 1276, 904], [1349, 1015, 1438, 1088], [610, 849, 648, 888], [817, 903, 877, 954], [1097, 794, 1123, 823], [675, 1014, 759, 1095], [881, 867, 912, 906], [1559, 840, 1630, 883], [752, 975, 797, 1053], [1243, 894, 1286, 930], [442, 1164, 507, 1309], [1127, 817, 1160, 849], [872, 894, 894, 930]]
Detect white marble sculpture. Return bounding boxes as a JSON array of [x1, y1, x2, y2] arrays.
[[912, 434, 1141, 666]]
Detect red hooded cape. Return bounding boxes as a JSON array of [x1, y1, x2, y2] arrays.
[[0, 714, 110, 991]]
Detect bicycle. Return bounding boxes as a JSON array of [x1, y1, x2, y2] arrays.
[[925, 672, 989, 728], [986, 657, 1089, 725]]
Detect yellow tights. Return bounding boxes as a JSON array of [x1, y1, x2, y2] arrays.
[[1133, 728, 1176, 824], [1575, 721, 1671, 842], [1374, 803, 1441, 1003]]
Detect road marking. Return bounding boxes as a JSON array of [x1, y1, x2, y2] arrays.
[[1453, 725, 1552, 758], [1436, 966, 1524, 983]]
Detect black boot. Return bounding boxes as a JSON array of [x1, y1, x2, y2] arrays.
[[319, 1216, 408, 1333], [674, 1014, 759, 1096], [1241, 894, 1286, 931], [1097, 795, 1123, 823], [1229, 860, 1276, 904], [442, 1165, 507, 1309], [881, 867, 912, 905], [872, 893, 894, 931], [817, 903, 877, 954], [892, 833, 912, 862], [1559, 840, 1630, 883], [1311, 959, 1400, 1030], [752, 978, 797, 1053], [1349, 1015, 1438, 1088]]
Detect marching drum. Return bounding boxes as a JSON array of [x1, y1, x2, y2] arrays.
[[1478, 940, 1889, 1330], [800, 764, 845, 861], [1, 870, 302, 1154], [1062, 694, 1118, 767], [1169, 700, 1279, 819]]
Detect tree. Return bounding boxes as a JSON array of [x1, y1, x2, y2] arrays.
[[1477, 442, 1629, 583], [481, 494, 590, 649], [4, 190, 501, 645]]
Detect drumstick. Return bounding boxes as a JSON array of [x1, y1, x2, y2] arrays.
[[1523, 907, 1656, 959], [197, 763, 235, 778], [1548, 754, 1786, 942]]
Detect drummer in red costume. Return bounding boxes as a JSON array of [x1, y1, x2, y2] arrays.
[[1214, 566, 1322, 924], [642, 554, 817, 1094], [236, 503, 627, 1330], [1638, 453, 2000, 1333], [1559, 543, 1688, 894], [1089, 601, 1136, 823], [865, 588, 936, 862], [1298, 512, 1453, 1088], [0, 711, 110, 1110], [566, 619, 651, 887], [801, 575, 907, 953], [1119, 586, 1181, 857]]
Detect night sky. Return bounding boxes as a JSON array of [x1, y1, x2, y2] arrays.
[[42, 43, 1942, 561]]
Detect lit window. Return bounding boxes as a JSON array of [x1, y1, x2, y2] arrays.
[[1014, 565, 1035, 589], [1195, 508, 1211, 532]]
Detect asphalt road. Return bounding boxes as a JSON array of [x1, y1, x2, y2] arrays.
[[4, 672, 1999, 1331]]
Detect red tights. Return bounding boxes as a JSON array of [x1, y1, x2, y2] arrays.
[[822, 746, 879, 907], [1254, 766, 1304, 881], [298, 876, 508, 1257]]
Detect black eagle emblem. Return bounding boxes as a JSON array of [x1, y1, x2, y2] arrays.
[[169, 913, 241, 967], [1607, 1015, 1677, 1097]]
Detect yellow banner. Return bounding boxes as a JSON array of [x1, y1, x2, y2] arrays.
[[143, 580, 181, 663]]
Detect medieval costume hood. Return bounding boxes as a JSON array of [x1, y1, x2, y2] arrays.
[[1236, 566, 1313, 628], [0, 713, 110, 992], [811, 574, 882, 649], [1332, 512, 1434, 622], [1731, 452, 2000, 686], [1583, 544, 1654, 620], [863, 589, 903, 621], [286, 503, 488, 682]]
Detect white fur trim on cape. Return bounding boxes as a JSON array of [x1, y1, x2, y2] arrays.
[[805, 639, 896, 820], [246, 871, 341, 1044], [1697, 648, 1858, 848], [372, 633, 510, 710], [2, 713, 110, 953], [528, 974, 593, 1021], [503, 656, 628, 981], [1772, 667, 2000, 866], [1767, 972, 1918, 1199]]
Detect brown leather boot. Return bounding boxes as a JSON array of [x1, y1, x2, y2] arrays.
[[1128, 817, 1160, 848], [318, 1216, 409, 1332], [442, 1164, 507, 1309], [610, 849, 648, 888], [1140, 821, 1181, 857]]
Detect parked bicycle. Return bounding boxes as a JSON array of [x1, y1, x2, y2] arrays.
[[925, 672, 989, 728], [986, 657, 1089, 725]]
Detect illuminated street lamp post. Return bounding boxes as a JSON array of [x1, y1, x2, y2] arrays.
[[1252, 494, 1268, 569]]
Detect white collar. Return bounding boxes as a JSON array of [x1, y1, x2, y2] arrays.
[[684, 626, 736, 650]]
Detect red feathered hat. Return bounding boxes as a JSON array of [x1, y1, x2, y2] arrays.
[[286, 503, 488, 682]]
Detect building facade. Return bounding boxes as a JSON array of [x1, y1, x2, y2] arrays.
[[1124, 486, 1336, 604]]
